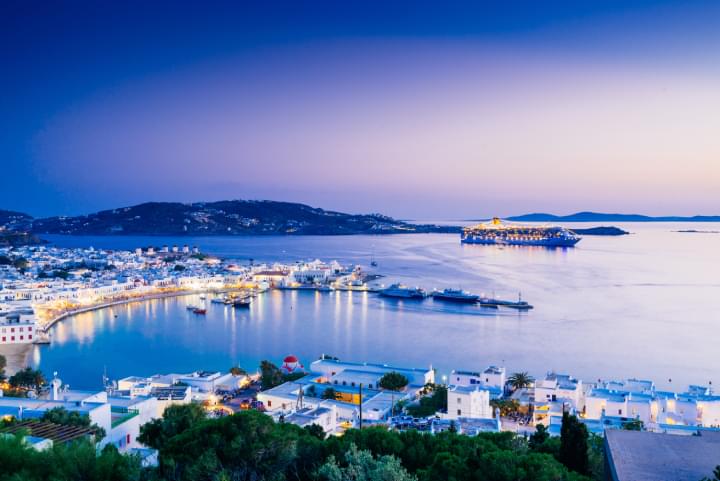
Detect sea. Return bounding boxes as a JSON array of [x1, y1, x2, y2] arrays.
[[9, 223, 720, 391]]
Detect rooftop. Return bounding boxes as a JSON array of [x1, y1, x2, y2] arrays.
[[605, 429, 720, 481]]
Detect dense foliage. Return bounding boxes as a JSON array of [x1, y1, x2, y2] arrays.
[[137, 406, 591, 481], [40, 407, 107, 440], [8, 367, 46, 391], [378, 372, 410, 391], [559, 412, 590, 476], [0, 402, 604, 481], [260, 360, 305, 390], [405, 385, 447, 417], [0, 436, 141, 481]]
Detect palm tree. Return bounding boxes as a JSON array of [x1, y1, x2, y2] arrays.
[[508, 372, 535, 391]]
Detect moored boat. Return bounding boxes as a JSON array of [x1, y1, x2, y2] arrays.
[[379, 283, 427, 299], [432, 288, 479, 303]]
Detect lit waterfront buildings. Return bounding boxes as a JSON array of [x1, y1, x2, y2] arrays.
[[0, 244, 362, 334]]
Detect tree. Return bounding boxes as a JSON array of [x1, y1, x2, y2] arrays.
[[229, 365, 247, 376], [317, 444, 415, 481], [322, 387, 339, 400], [40, 407, 106, 440], [528, 424, 550, 450], [490, 398, 521, 417], [406, 385, 447, 417], [701, 466, 720, 481], [378, 372, 409, 391], [0, 434, 141, 481], [0, 354, 6, 382], [559, 411, 590, 475], [138, 403, 206, 451], [304, 423, 326, 440], [508, 372, 535, 391], [259, 360, 284, 390], [173, 264, 186, 271], [8, 367, 46, 391]]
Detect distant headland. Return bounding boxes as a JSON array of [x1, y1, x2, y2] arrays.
[[505, 211, 720, 222], [1, 201, 460, 236]]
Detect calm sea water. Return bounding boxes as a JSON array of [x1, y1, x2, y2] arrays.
[[17, 224, 720, 390]]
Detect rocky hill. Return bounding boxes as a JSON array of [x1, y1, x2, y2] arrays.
[[28, 200, 460, 236]]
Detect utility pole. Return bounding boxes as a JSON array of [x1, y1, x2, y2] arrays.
[[359, 383, 363, 430]]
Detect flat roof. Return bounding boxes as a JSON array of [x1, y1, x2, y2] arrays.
[[605, 429, 720, 481], [1, 420, 96, 444]]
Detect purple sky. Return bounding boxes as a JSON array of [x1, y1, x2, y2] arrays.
[[4, 1, 720, 218]]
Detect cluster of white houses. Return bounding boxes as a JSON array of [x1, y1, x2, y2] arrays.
[[1, 243, 362, 338], [259, 359, 720, 438], [0, 369, 247, 457]]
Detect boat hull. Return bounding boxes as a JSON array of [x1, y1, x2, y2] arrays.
[[433, 294, 479, 303], [461, 237, 580, 247]]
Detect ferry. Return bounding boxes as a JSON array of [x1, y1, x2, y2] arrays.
[[432, 288, 479, 303], [479, 294, 533, 310], [461, 218, 581, 247], [379, 283, 427, 299]]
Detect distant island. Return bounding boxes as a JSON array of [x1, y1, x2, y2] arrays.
[[568, 226, 629, 236], [2, 201, 461, 236], [506, 211, 720, 222]]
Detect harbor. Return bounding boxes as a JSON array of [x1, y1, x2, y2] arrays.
[[3, 223, 715, 392]]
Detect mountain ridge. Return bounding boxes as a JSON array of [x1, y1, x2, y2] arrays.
[[19, 200, 459, 236], [505, 211, 720, 222]]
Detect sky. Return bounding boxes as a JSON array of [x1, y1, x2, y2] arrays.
[[2, 0, 720, 219]]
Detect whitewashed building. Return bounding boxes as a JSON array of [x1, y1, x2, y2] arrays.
[[447, 384, 493, 420]]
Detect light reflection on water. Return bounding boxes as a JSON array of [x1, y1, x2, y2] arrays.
[[27, 224, 720, 390]]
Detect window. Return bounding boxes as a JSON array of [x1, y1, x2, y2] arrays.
[[1, 328, 5, 333], [28, 327, 32, 332], [19, 327, 23, 332], [457, 409, 462, 416], [126, 434, 131, 444], [19, 336, 23, 341], [28, 335, 32, 340], [267, 400, 272, 407], [1, 337, 5, 342], [10, 328, 14, 333], [457, 398, 462, 404], [618, 409, 622, 415], [10, 337, 14, 341]]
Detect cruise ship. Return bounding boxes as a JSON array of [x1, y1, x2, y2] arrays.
[[461, 218, 581, 247], [379, 283, 427, 299]]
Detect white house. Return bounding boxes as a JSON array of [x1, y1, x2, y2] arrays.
[[534, 372, 583, 408], [447, 385, 493, 420]]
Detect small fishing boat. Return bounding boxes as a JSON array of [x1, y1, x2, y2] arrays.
[[233, 299, 251, 308], [192, 308, 207, 315]]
